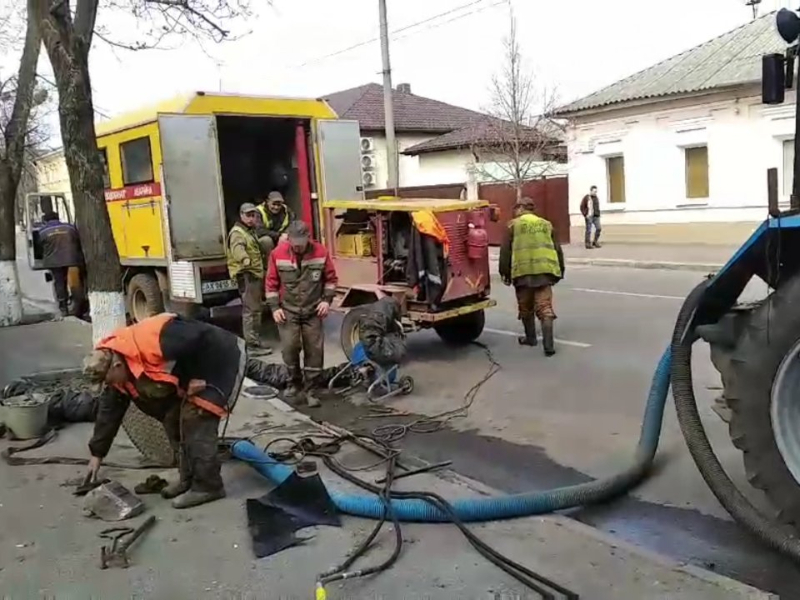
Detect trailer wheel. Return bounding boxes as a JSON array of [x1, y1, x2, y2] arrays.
[[341, 306, 370, 360], [433, 310, 485, 345], [717, 276, 800, 526], [127, 273, 164, 323]]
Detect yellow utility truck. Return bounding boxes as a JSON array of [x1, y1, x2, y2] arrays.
[[27, 92, 365, 321]]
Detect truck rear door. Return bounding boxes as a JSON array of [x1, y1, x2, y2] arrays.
[[24, 193, 72, 270], [316, 119, 364, 202], [158, 114, 226, 260]]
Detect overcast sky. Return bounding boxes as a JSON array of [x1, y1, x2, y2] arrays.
[[1, 0, 795, 133]]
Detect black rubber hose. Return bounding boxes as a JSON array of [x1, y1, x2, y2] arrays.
[[671, 280, 800, 560]]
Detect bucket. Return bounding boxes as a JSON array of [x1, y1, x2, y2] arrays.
[[2, 395, 49, 440]]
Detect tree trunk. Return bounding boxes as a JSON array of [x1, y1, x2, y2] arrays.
[[0, 165, 23, 326], [37, 7, 125, 343]]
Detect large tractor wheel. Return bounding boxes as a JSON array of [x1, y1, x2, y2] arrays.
[[710, 274, 800, 525], [433, 310, 485, 346], [126, 273, 164, 323]]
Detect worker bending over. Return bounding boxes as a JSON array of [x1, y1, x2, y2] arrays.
[[257, 191, 295, 251], [499, 197, 565, 357], [39, 211, 84, 316], [83, 314, 248, 509], [226, 203, 271, 356], [266, 221, 338, 407]]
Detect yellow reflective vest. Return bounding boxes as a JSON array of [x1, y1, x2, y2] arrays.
[[227, 224, 264, 279], [510, 213, 562, 280]]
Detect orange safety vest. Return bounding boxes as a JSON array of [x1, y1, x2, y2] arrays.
[[411, 210, 450, 256], [95, 314, 226, 418]]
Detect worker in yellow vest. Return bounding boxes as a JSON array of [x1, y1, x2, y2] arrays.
[[499, 197, 565, 357], [256, 191, 295, 249], [226, 203, 271, 356]]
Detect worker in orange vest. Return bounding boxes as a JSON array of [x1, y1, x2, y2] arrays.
[[82, 314, 248, 509]]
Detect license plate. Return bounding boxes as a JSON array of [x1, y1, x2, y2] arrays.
[[201, 279, 237, 294]]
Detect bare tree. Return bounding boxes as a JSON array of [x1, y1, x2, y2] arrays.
[[0, 0, 44, 327], [471, 12, 562, 202], [32, 0, 261, 341]]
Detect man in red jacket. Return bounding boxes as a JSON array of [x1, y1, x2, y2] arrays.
[[265, 221, 338, 407]]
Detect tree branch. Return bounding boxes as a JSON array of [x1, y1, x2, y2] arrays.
[[74, 0, 100, 46]]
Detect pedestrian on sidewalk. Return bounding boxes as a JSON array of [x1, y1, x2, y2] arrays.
[[39, 211, 84, 316], [499, 197, 565, 357], [226, 203, 272, 356], [580, 185, 602, 249], [265, 220, 338, 407], [82, 313, 249, 509]]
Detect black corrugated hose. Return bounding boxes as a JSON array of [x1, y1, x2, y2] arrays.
[[670, 280, 800, 560]]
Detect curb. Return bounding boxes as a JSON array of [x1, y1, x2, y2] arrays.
[[565, 257, 723, 273], [488, 255, 723, 273]]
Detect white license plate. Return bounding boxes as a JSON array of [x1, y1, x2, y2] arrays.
[[201, 279, 237, 294]]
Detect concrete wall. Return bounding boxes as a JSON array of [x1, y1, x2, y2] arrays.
[[565, 86, 793, 235]]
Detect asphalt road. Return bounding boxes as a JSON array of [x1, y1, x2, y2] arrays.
[[311, 264, 797, 597]]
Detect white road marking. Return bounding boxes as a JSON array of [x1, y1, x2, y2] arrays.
[[567, 287, 685, 301], [484, 327, 592, 348]]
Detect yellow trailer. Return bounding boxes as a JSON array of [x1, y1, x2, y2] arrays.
[[64, 92, 365, 320]]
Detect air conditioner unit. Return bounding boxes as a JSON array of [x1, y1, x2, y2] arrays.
[[361, 137, 375, 153], [361, 155, 375, 170], [362, 171, 376, 187]]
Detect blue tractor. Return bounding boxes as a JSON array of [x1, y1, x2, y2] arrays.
[[696, 8, 800, 527]]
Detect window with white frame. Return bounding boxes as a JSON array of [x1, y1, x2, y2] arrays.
[[685, 146, 709, 199], [784, 139, 795, 197]]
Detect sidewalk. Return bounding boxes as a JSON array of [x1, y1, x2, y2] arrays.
[[491, 243, 738, 272], [0, 319, 774, 599]]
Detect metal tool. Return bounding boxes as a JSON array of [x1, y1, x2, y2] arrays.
[[99, 515, 156, 569]]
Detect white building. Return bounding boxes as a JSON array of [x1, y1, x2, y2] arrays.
[[556, 13, 790, 244]]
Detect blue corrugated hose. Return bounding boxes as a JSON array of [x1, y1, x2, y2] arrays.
[[231, 348, 671, 522]]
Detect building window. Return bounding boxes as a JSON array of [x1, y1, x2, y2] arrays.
[[98, 148, 111, 188], [685, 146, 709, 199], [120, 137, 154, 186], [784, 139, 794, 197], [606, 156, 626, 204]]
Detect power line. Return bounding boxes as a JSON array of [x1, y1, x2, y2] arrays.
[[296, 0, 491, 69]]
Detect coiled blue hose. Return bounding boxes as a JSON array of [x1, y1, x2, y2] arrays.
[[232, 348, 671, 523]]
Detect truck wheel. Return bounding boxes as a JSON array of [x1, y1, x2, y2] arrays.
[[121, 404, 176, 467], [716, 276, 800, 526], [127, 273, 164, 323], [434, 310, 485, 345], [341, 306, 370, 360]]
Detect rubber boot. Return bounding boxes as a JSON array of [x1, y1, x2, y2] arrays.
[[541, 319, 556, 357], [304, 368, 322, 408], [172, 488, 226, 509], [161, 450, 191, 500], [283, 366, 304, 405], [517, 316, 538, 346]]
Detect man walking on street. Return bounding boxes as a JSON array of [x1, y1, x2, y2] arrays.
[[499, 197, 565, 357], [226, 203, 271, 356], [39, 211, 84, 316], [265, 221, 338, 408], [580, 185, 602, 249], [82, 313, 249, 509]]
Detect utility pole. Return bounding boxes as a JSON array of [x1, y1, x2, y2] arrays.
[[379, 0, 399, 191]]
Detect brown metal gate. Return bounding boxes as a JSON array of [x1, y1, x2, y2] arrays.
[[479, 177, 570, 245]]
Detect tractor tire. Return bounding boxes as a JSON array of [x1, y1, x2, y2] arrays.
[[711, 275, 800, 526], [126, 273, 164, 323], [121, 404, 176, 467], [434, 310, 486, 346], [341, 306, 370, 360]]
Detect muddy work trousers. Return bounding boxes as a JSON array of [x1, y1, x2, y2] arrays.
[[50, 267, 69, 315], [162, 401, 223, 493], [237, 272, 264, 348], [515, 284, 557, 321], [278, 313, 324, 389]]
